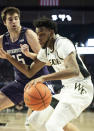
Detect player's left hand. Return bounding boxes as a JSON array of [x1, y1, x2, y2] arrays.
[[0, 48, 7, 59]]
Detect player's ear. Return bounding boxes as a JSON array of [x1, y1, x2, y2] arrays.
[[50, 29, 54, 36]]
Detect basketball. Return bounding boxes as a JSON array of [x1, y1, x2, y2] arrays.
[[24, 82, 52, 111]]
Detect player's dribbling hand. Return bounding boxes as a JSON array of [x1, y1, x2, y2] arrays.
[[0, 48, 7, 59], [24, 76, 45, 91]]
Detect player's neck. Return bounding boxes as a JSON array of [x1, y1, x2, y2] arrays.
[[9, 26, 22, 42]]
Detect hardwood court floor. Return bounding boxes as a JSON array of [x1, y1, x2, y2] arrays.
[[0, 110, 94, 131]]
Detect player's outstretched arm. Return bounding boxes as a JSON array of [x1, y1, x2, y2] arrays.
[[0, 48, 29, 75], [0, 48, 45, 78]]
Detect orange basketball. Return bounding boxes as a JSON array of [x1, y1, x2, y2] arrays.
[[24, 82, 52, 111]]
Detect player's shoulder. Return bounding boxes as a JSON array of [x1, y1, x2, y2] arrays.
[[55, 34, 72, 43], [25, 28, 37, 38], [55, 34, 74, 48]]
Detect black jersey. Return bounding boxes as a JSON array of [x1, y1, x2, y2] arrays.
[[3, 27, 49, 84]]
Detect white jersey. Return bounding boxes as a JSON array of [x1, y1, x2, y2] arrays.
[[37, 34, 90, 85], [29, 35, 93, 131]]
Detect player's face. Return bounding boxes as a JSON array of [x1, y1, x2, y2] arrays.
[[36, 27, 51, 48], [4, 13, 21, 31]]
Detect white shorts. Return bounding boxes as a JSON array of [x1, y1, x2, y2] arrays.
[[29, 77, 93, 131]]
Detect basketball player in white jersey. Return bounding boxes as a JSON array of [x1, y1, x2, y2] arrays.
[[0, 17, 93, 131]]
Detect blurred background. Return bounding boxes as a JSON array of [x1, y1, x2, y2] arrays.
[[0, 0, 94, 111]]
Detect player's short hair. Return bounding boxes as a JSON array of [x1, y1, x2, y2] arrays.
[[1, 7, 20, 22], [34, 17, 57, 34]]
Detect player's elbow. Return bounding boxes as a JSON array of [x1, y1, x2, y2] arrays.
[[23, 66, 33, 78], [73, 68, 80, 76], [70, 66, 79, 77], [25, 69, 36, 78], [25, 70, 33, 78], [25, 73, 32, 78]]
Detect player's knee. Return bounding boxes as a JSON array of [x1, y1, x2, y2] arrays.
[[45, 120, 58, 131], [0, 91, 14, 106]]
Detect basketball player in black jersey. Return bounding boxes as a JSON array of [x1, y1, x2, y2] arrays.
[[0, 7, 51, 122], [0, 7, 63, 126]]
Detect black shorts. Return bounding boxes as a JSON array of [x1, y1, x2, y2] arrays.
[[1, 80, 25, 105]]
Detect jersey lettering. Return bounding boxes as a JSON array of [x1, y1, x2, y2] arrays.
[[75, 83, 87, 95], [12, 54, 25, 64], [49, 59, 61, 65]]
